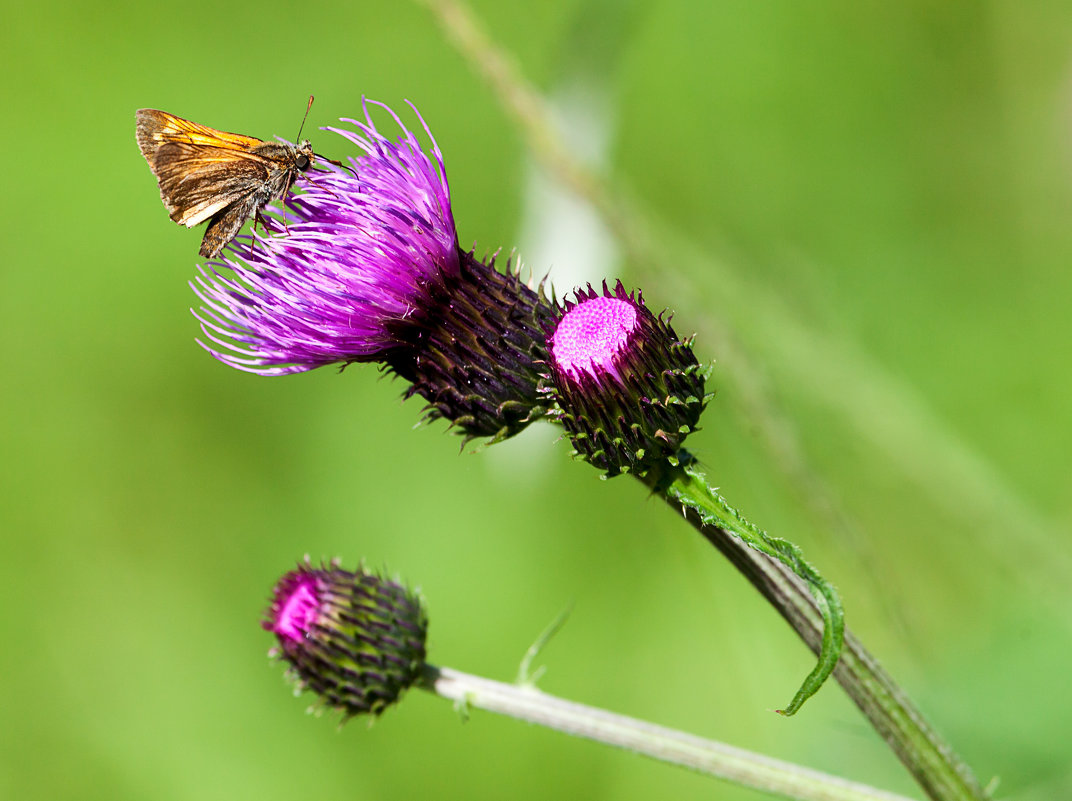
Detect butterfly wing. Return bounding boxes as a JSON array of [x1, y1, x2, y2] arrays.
[[136, 109, 276, 227], [199, 194, 263, 259]]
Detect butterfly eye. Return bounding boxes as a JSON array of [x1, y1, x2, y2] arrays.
[[295, 154, 310, 170]]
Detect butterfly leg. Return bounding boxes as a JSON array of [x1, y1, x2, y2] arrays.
[[277, 208, 291, 238], [301, 170, 342, 201]]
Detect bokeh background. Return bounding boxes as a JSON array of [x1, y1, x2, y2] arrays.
[[3, 1, 1071, 799]]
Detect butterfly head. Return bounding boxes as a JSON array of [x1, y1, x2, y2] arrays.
[[294, 140, 314, 171]]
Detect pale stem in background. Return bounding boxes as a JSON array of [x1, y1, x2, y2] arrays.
[[422, 664, 922, 801]]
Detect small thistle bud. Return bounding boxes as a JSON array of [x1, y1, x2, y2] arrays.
[[544, 281, 710, 476], [264, 560, 427, 719], [193, 100, 551, 442]]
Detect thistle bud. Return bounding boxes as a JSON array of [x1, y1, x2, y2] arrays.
[[382, 249, 554, 443], [544, 282, 710, 475], [264, 560, 427, 719]]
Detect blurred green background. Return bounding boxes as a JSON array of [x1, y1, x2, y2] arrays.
[[3, 1, 1071, 799]]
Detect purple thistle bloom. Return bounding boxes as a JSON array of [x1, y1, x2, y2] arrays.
[[265, 560, 428, 719], [544, 281, 711, 476], [192, 100, 553, 441], [193, 100, 457, 374]]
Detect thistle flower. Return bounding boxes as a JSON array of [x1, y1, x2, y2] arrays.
[[264, 560, 427, 719], [543, 282, 710, 475], [192, 101, 552, 441]]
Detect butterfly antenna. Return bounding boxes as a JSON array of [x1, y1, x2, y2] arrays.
[[298, 95, 356, 177], [296, 94, 314, 141]]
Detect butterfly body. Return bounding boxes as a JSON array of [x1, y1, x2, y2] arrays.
[[136, 109, 315, 258]]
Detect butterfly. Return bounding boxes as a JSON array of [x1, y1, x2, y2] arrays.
[[136, 98, 340, 258]]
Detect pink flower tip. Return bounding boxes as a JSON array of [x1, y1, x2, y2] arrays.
[[551, 295, 639, 382], [267, 573, 320, 643]]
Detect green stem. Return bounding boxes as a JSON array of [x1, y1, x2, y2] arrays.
[[642, 461, 988, 801], [420, 663, 921, 801]]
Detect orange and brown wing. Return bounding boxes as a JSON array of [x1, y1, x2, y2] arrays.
[[136, 109, 275, 227]]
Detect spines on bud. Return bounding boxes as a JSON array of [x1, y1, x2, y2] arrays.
[[543, 281, 711, 476], [384, 249, 555, 444], [264, 560, 427, 719]]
